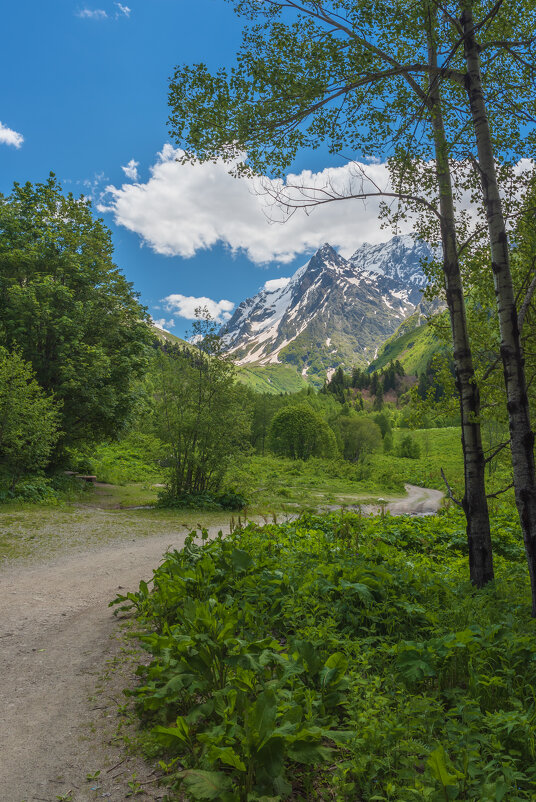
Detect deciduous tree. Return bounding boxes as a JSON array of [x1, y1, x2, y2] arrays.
[[153, 312, 251, 496], [0, 175, 151, 456], [0, 348, 60, 490], [170, 0, 494, 580]]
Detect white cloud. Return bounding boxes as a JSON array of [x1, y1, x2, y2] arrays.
[[0, 122, 24, 148], [121, 159, 139, 180], [162, 293, 235, 323], [115, 2, 131, 16], [152, 317, 175, 332], [76, 8, 108, 19], [99, 144, 415, 265], [263, 277, 291, 292]]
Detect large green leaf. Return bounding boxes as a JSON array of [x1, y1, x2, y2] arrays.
[[179, 769, 233, 800], [320, 652, 348, 688], [427, 746, 462, 788], [250, 689, 277, 746], [207, 745, 247, 772], [256, 735, 285, 777], [151, 716, 189, 748], [231, 548, 253, 572]]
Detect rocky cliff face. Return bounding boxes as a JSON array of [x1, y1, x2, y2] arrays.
[[221, 236, 434, 381]]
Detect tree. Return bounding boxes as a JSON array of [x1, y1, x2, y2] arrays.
[[336, 415, 382, 462], [269, 403, 336, 460], [250, 391, 287, 454], [0, 175, 151, 456], [167, 0, 497, 587], [373, 411, 392, 439], [456, 1, 536, 614], [0, 348, 60, 490], [153, 312, 251, 497], [397, 433, 421, 460]]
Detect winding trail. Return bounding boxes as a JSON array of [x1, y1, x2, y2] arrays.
[[0, 485, 443, 801], [363, 483, 444, 516]]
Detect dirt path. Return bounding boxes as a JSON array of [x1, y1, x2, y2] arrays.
[[364, 483, 444, 516], [0, 523, 231, 802], [0, 485, 443, 802]]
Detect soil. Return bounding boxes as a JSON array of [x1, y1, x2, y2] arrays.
[[362, 483, 445, 516], [0, 484, 443, 802], [0, 521, 231, 802]]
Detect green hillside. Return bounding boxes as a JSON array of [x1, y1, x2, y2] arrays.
[[149, 325, 190, 347], [236, 363, 310, 394], [368, 317, 444, 375]]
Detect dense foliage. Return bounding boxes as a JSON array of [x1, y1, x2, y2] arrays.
[[0, 347, 60, 491], [152, 315, 251, 500], [119, 508, 536, 800], [0, 175, 151, 455], [268, 403, 336, 460]]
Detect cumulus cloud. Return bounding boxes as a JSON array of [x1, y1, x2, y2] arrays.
[[115, 2, 131, 17], [152, 318, 175, 332], [263, 277, 291, 292], [0, 122, 24, 148], [99, 144, 414, 265], [76, 8, 108, 18], [121, 159, 139, 180], [162, 293, 235, 323]]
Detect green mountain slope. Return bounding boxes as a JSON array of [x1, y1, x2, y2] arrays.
[[236, 364, 310, 394], [368, 314, 443, 374], [149, 325, 189, 347]]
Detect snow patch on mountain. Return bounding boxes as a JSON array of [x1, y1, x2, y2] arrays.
[[221, 235, 433, 375]]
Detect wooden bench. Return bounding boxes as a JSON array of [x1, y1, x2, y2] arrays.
[[77, 475, 97, 484]]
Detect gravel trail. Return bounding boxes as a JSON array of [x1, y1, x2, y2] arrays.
[[0, 523, 229, 802]]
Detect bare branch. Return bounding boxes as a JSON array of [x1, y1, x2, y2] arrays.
[[484, 441, 510, 464], [519, 271, 536, 335], [257, 164, 442, 221], [486, 483, 514, 499], [441, 468, 464, 507]]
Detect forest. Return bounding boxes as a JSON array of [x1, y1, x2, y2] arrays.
[[3, 0, 536, 800]]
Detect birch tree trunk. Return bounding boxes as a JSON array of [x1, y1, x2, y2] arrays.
[[461, 1, 536, 613], [425, 9, 494, 586]]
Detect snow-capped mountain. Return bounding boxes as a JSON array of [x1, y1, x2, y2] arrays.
[[221, 236, 434, 381], [348, 234, 432, 288]]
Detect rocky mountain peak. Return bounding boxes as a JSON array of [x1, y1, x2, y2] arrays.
[[221, 235, 433, 382]]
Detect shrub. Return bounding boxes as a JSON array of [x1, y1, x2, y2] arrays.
[[335, 415, 382, 462], [397, 433, 421, 459], [269, 403, 336, 459], [0, 347, 60, 492]]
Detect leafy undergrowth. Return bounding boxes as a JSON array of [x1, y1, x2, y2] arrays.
[[117, 509, 536, 801]]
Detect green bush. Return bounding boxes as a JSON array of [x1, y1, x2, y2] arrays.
[[0, 477, 57, 504], [119, 508, 536, 801], [397, 433, 421, 459], [0, 347, 60, 493], [269, 403, 337, 459], [78, 433, 166, 484], [156, 488, 247, 510]]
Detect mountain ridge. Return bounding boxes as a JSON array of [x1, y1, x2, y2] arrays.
[[221, 235, 435, 384]]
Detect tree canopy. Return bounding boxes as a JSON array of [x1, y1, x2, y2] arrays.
[[269, 402, 337, 460], [0, 347, 60, 489], [0, 175, 151, 454]]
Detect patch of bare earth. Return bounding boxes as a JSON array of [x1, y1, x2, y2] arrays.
[[0, 518, 230, 802]]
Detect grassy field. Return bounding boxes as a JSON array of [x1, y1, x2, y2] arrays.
[[367, 315, 444, 374], [236, 363, 310, 394], [1, 424, 516, 566], [0, 493, 237, 564]]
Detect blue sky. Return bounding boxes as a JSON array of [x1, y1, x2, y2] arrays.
[[1, 1, 397, 338]]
